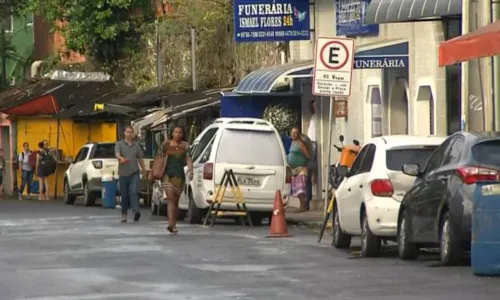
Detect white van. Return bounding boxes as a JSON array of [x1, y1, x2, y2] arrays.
[[178, 118, 291, 225]]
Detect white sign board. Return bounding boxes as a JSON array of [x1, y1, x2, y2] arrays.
[[312, 37, 355, 97]]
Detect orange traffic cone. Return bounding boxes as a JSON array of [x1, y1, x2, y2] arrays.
[[267, 189, 292, 238]]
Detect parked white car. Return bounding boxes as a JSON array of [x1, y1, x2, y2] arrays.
[[64, 142, 153, 206], [177, 118, 291, 225], [332, 135, 446, 257]]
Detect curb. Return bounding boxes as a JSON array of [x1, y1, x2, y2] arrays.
[[286, 219, 330, 231]]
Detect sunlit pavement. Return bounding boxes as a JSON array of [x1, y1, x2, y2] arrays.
[[0, 200, 499, 300]]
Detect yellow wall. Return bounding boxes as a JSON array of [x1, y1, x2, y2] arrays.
[[16, 118, 117, 197]]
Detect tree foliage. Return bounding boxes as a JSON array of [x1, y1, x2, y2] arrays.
[[15, 0, 152, 70], [121, 0, 281, 91]]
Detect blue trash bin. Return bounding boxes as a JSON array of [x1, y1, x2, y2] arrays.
[[101, 179, 117, 209], [472, 182, 500, 276]]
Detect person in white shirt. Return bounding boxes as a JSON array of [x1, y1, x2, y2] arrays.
[[305, 100, 317, 209], [18, 142, 34, 200]]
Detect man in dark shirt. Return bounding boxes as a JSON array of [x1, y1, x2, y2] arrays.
[[115, 126, 146, 223]]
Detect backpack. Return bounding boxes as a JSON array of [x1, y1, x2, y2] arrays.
[[40, 150, 57, 175], [20, 151, 37, 169]]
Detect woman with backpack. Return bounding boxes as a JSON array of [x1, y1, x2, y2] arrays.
[[36, 141, 54, 200]]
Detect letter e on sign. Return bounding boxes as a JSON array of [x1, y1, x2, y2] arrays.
[[313, 37, 355, 97]]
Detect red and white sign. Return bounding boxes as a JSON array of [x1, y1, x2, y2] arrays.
[[312, 37, 355, 97]]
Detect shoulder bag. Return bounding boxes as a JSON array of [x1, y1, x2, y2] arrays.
[[151, 141, 168, 180]]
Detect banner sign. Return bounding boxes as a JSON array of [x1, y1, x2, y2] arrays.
[[233, 0, 310, 42], [336, 0, 379, 36], [354, 56, 408, 69]]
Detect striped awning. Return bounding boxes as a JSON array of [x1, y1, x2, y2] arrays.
[[234, 61, 313, 94], [364, 0, 462, 25]]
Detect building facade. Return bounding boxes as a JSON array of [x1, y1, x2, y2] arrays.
[[286, 0, 464, 205]]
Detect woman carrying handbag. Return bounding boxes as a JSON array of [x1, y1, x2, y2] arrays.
[[151, 126, 193, 233]]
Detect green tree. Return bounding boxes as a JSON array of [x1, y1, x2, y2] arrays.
[[121, 0, 280, 91], [15, 0, 152, 70]]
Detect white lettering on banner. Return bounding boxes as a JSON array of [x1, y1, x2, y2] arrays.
[[238, 3, 293, 16], [354, 58, 406, 69]]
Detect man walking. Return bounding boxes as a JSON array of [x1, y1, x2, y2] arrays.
[[115, 126, 146, 223]]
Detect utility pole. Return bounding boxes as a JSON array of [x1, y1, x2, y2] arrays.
[[191, 28, 196, 91], [155, 19, 162, 91]]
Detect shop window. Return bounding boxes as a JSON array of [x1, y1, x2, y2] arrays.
[[368, 86, 382, 137]]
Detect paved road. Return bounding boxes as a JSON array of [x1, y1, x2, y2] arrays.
[[0, 200, 499, 300]]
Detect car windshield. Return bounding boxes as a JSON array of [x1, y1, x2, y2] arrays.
[[386, 147, 437, 171], [91, 144, 116, 159], [472, 140, 500, 165], [215, 129, 284, 166]]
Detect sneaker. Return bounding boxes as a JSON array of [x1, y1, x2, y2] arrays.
[[134, 211, 141, 222], [121, 213, 127, 223]]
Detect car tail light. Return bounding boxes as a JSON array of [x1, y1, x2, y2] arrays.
[[370, 179, 394, 197], [92, 160, 103, 169], [149, 161, 154, 169], [285, 166, 292, 184], [203, 163, 213, 180], [457, 166, 500, 185]]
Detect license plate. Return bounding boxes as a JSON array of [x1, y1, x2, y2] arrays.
[[236, 176, 260, 186], [481, 184, 500, 196]]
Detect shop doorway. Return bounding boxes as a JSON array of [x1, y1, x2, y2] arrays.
[[389, 78, 409, 134]]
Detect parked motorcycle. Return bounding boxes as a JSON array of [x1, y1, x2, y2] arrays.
[[319, 135, 362, 243], [329, 135, 361, 190]]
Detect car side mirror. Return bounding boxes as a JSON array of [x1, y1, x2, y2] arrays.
[[336, 165, 349, 177], [65, 156, 74, 164], [402, 164, 420, 177]]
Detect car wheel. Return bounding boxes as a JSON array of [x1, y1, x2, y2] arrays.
[[187, 191, 203, 224], [331, 205, 351, 249], [397, 210, 419, 260], [82, 181, 96, 206], [361, 213, 381, 257], [64, 180, 76, 205], [440, 212, 463, 265], [151, 200, 158, 215]]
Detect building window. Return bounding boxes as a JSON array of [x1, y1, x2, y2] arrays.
[[1, 14, 13, 33]]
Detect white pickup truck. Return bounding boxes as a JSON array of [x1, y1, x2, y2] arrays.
[[63, 142, 153, 206]]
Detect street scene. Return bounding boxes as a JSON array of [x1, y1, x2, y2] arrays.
[[1, 200, 499, 300], [2, 0, 500, 299]]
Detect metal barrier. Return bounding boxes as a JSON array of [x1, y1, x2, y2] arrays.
[[202, 169, 253, 227]]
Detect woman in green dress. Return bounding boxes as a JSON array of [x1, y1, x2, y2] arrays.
[[161, 126, 193, 233]]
